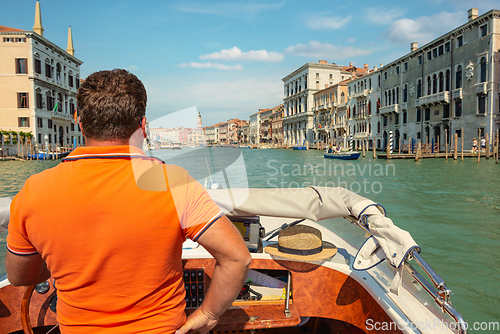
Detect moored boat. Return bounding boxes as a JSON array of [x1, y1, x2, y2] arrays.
[[324, 150, 361, 160], [0, 187, 467, 334]]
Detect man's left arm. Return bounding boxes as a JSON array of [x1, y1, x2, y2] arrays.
[[5, 252, 51, 286]]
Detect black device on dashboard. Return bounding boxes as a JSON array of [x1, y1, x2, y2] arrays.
[[228, 216, 264, 252]]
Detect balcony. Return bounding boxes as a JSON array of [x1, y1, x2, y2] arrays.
[[417, 91, 450, 106], [354, 113, 368, 120], [452, 88, 462, 100], [352, 89, 371, 99], [354, 132, 368, 139], [401, 102, 408, 110], [475, 82, 489, 95], [282, 111, 313, 122], [379, 104, 399, 115], [52, 112, 73, 121]]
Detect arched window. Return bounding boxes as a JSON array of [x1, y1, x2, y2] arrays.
[[385, 92, 388, 106], [369, 79, 372, 89], [341, 92, 345, 102], [392, 89, 396, 104], [377, 121, 381, 134], [456, 65, 462, 88], [388, 91, 392, 105], [378, 75, 381, 87], [396, 87, 399, 104], [417, 80, 422, 99], [368, 101, 371, 116], [480, 57, 487, 83], [427, 76, 431, 95], [439, 72, 444, 92], [432, 74, 437, 94]]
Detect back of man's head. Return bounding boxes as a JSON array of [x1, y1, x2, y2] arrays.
[[77, 69, 147, 141]]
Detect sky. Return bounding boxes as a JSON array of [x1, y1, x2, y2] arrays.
[[2, 0, 499, 128]]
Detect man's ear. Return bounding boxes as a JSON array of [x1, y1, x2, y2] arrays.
[[78, 120, 85, 137], [141, 117, 147, 138]]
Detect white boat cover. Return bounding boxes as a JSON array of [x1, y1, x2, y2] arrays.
[[207, 186, 419, 295], [0, 187, 418, 295]]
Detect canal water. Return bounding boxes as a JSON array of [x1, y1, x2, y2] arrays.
[[0, 147, 498, 332]]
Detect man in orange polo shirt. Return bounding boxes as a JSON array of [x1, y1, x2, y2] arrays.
[[5, 69, 251, 333]]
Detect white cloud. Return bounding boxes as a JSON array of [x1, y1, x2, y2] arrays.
[[383, 11, 465, 44], [178, 62, 243, 70], [200, 47, 284, 62], [145, 76, 283, 126], [285, 41, 371, 60], [124, 65, 138, 71], [346, 37, 356, 43], [306, 15, 351, 30], [366, 8, 405, 25]]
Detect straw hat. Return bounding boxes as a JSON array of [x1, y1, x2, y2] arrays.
[[265, 225, 337, 262]]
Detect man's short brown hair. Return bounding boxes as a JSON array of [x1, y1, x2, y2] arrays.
[[77, 69, 147, 141]]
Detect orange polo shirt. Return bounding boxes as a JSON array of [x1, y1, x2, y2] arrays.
[[7, 146, 223, 333]]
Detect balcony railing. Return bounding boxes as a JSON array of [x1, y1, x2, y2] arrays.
[[475, 82, 489, 95], [401, 102, 408, 110], [417, 91, 450, 106], [379, 104, 399, 114], [354, 132, 368, 139], [452, 88, 462, 100], [352, 89, 371, 99]]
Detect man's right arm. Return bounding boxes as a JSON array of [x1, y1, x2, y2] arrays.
[[176, 215, 251, 334]]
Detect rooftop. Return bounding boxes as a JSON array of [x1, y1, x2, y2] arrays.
[[0, 25, 25, 33]]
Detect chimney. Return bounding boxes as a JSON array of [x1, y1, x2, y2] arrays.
[[319, 60, 327, 64], [349, 62, 353, 67], [411, 42, 418, 51], [380, 63, 383, 68], [468, 8, 478, 21], [364, 64, 369, 70], [374, 66, 378, 71]]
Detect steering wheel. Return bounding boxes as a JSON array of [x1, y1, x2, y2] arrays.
[[21, 283, 59, 334]]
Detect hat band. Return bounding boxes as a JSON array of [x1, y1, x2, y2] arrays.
[[278, 245, 323, 256]]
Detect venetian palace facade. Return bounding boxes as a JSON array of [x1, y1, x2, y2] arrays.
[[0, 1, 83, 148], [284, 8, 500, 150]]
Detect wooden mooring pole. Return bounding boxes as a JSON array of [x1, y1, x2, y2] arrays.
[[445, 129, 448, 161], [415, 141, 421, 162], [495, 129, 500, 164], [373, 141, 376, 160], [386, 142, 391, 159], [478, 129, 481, 163], [486, 133, 490, 159], [454, 133, 458, 160], [461, 127, 464, 161], [362, 140, 365, 157]]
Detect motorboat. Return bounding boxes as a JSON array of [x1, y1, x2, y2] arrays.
[[324, 150, 361, 160], [0, 187, 467, 334]]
